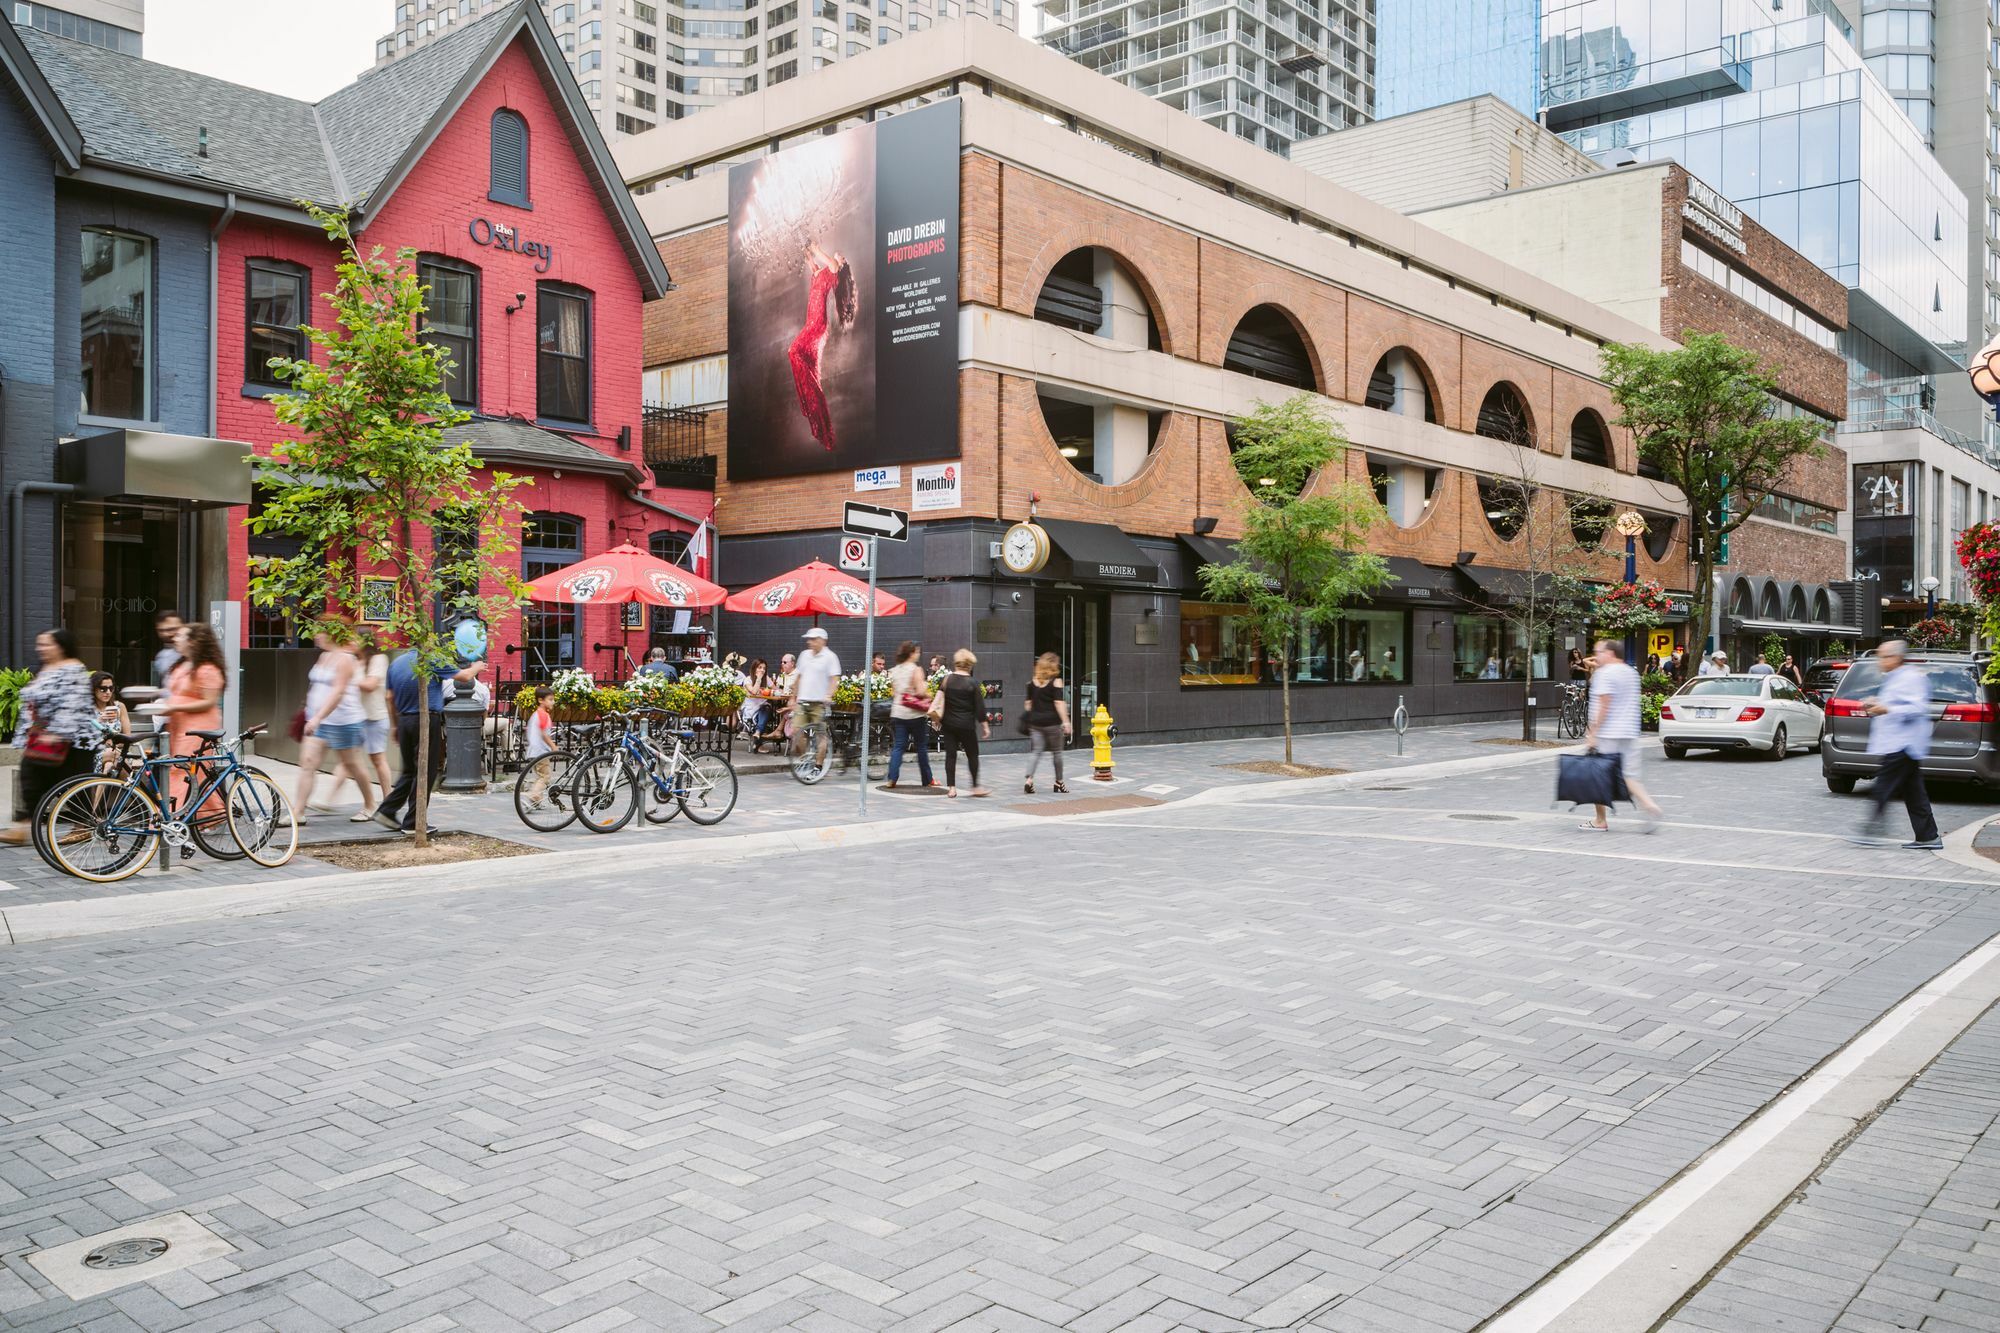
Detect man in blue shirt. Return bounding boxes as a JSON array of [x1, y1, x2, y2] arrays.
[[374, 648, 484, 833], [1852, 639, 1941, 849]]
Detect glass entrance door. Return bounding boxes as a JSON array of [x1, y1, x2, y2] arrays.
[[1032, 592, 1108, 748], [61, 501, 186, 688]]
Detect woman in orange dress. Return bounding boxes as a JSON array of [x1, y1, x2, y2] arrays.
[[155, 621, 228, 814]]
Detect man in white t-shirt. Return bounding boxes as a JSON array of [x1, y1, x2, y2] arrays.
[[1583, 639, 1663, 833], [791, 627, 842, 765]]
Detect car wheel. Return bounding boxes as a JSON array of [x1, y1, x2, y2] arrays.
[[1663, 743, 1685, 760], [1826, 775, 1856, 794], [1767, 724, 1787, 760]]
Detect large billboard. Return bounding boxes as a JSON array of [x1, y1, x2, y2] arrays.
[[727, 100, 961, 482]]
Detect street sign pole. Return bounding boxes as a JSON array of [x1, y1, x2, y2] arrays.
[[858, 538, 877, 817]]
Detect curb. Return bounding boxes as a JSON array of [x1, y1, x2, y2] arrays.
[[0, 741, 1581, 948], [1937, 812, 2000, 879]]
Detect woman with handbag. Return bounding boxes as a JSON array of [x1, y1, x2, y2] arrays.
[[4, 628, 99, 844], [155, 621, 230, 819], [935, 649, 990, 798], [885, 640, 938, 790], [1022, 651, 1072, 794]]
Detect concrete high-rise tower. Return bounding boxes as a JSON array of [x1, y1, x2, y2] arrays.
[[374, 0, 1019, 140], [7, 1, 142, 54], [1032, 0, 1372, 156]]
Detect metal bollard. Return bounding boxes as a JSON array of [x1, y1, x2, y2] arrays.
[[1091, 705, 1116, 781], [440, 694, 486, 792], [1394, 695, 1409, 756]]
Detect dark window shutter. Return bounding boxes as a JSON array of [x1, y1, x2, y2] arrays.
[[490, 109, 529, 206]]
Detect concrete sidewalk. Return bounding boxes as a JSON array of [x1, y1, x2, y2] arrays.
[[0, 718, 1566, 921]]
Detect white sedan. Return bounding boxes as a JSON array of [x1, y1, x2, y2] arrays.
[[1659, 673, 1824, 760]]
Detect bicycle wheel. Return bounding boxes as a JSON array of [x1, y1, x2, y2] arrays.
[[42, 777, 161, 884], [791, 725, 830, 785], [642, 755, 683, 824], [189, 762, 260, 861], [514, 756, 578, 832], [31, 770, 120, 871], [573, 751, 639, 834], [678, 753, 738, 826], [226, 771, 297, 867]]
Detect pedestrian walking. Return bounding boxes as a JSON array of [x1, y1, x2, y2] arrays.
[[1748, 657, 1775, 677], [151, 609, 184, 687], [1780, 654, 1805, 688], [294, 621, 377, 825], [1022, 651, 1071, 794], [1580, 639, 1663, 833], [1850, 639, 1941, 849], [885, 640, 937, 790], [1699, 650, 1728, 677], [935, 649, 990, 798], [155, 621, 228, 817], [790, 628, 840, 769], [3, 628, 98, 844], [357, 633, 394, 799], [374, 646, 483, 834]]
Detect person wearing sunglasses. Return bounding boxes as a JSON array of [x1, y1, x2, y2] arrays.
[[89, 671, 130, 771]]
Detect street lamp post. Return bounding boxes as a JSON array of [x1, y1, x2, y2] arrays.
[[1921, 574, 1940, 619]]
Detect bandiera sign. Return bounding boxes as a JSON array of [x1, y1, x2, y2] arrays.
[[468, 217, 553, 272]]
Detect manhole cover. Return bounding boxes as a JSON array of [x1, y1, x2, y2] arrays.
[[83, 1238, 169, 1270], [1449, 813, 1518, 822]]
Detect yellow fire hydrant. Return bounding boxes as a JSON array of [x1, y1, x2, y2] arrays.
[[1091, 705, 1116, 781]]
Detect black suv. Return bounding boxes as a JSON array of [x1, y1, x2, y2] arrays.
[[1820, 651, 2000, 793]]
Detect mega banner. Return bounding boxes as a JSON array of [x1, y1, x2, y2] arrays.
[[727, 100, 961, 481]]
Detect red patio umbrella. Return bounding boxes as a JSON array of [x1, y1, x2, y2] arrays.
[[723, 559, 907, 619], [522, 542, 727, 608]]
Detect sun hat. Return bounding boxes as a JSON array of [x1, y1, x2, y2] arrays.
[[802, 627, 828, 640]]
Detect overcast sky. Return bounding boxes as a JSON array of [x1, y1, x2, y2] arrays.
[[147, 0, 382, 101]]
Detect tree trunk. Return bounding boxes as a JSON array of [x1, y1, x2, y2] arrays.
[[414, 679, 431, 848], [1691, 554, 1715, 661], [1281, 656, 1293, 767]]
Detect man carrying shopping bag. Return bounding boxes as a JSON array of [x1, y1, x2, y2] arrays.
[[1580, 639, 1663, 834]]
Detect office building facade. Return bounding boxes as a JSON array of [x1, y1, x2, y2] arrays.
[[1032, 0, 1372, 155], [8, 1, 141, 54], [374, 0, 1019, 140]]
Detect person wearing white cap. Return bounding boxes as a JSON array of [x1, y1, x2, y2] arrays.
[[1698, 650, 1728, 677], [792, 627, 841, 767]]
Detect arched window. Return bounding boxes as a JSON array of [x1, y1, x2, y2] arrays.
[[1364, 348, 1437, 422], [1475, 382, 1533, 445], [1812, 588, 1831, 623], [1643, 513, 1675, 562], [1223, 305, 1315, 390], [1569, 410, 1612, 466], [1729, 579, 1754, 618], [1034, 247, 1161, 350], [1037, 385, 1164, 487], [1570, 499, 1612, 551], [490, 108, 530, 208], [1759, 582, 1783, 619], [1367, 454, 1439, 528], [1478, 477, 1525, 541], [1786, 586, 1808, 622]]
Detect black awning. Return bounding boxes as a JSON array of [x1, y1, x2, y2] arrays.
[[1380, 556, 1455, 602], [1040, 518, 1156, 584], [1180, 533, 1238, 569], [1454, 562, 1556, 605]]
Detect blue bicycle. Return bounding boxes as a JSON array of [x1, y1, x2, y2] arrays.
[[516, 711, 737, 834]]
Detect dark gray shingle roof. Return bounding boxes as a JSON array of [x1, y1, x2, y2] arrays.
[[444, 418, 645, 484], [19, 25, 334, 201], [316, 15, 502, 207]]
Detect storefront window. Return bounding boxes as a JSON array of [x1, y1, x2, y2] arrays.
[[522, 512, 582, 673], [1453, 614, 1549, 681], [1181, 603, 1407, 686], [80, 227, 151, 420]]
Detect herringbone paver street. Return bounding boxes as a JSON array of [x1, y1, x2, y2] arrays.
[[3, 739, 1999, 1332]]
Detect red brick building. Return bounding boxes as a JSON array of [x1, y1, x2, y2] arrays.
[[619, 26, 1826, 741]]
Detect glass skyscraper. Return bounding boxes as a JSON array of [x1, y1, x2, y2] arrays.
[[1374, 0, 1538, 120]]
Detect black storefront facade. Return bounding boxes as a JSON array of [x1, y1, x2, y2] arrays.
[[714, 517, 1634, 746]]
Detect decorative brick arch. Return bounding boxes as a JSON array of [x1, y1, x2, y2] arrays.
[[1568, 408, 1615, 467], [1010, 377, 1198, 519], [1016, 234, 1185, 357], [1345, 295, 1462, 432], [1214, 296, 1328, 396], [1473, 380, 1538, 450], [1359, 345, 1445, 425]]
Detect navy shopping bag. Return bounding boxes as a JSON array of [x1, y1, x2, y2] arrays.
[[1556, 748, 1629, 808]]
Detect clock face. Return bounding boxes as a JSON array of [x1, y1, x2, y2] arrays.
[[1003, 524, 1045, 574]]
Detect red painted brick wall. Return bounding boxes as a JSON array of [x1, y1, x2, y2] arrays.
[[217, 36, 689, 664]]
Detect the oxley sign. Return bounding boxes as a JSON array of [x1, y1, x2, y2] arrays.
[[468, 217, 552, 272]]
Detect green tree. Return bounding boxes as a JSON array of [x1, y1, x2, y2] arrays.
[[1600, 332, 1826, 663], [247, 207, 529, 846], [1200, 395, 1391, 765]]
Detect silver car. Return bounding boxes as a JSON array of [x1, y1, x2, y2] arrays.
[[1819, 651, 2000, 794]]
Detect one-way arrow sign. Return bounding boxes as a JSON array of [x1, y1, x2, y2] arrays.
[[843, 500, 909, 543]]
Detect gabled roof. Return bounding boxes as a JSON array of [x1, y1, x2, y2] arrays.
[[0, 16, 85, 170], [444, 417, 647, 486], [17, 0, 669, 298]]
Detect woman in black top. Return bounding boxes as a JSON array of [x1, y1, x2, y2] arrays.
[[937, 648, 991, 797], [1022, 651, 1071, 794]]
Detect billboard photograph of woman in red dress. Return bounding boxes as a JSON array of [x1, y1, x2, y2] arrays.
[[789, 241, 857, 453]]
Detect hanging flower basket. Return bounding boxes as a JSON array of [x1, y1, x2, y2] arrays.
[[1591, 579, 1675, 634]]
